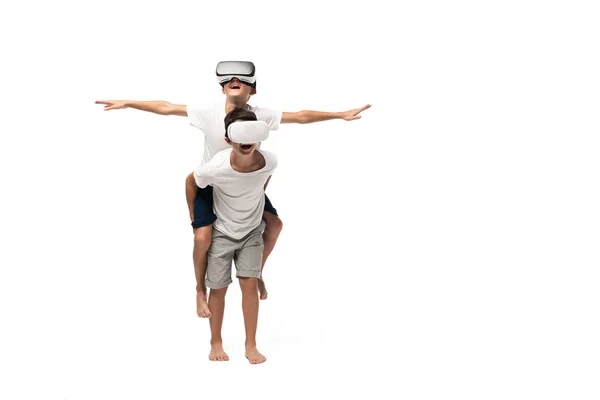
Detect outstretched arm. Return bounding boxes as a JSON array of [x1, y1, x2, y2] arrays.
[[281, 104, 371, 124], [95, 100, 188, 116]]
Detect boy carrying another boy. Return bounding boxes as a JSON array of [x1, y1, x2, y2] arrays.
[[194, 107, 275, 364]]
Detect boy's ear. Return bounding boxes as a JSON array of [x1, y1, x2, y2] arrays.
[[225, 137, 232, 145], [250, 88, 257, 95]]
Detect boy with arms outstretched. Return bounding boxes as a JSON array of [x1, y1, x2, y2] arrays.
[[96, 61, 371, 318]]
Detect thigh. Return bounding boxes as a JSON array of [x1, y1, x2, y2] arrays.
[[263, 193, 278, 216], [192, 185, 217, 229], [234, 221, 266, 278], [206, 230, 237, 289]]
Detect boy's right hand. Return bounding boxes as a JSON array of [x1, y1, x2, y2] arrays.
[[95, 100, 128, 111]]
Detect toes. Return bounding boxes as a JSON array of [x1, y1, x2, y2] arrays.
[[211, 351, 228, 361], [246, 354, 266, 364]]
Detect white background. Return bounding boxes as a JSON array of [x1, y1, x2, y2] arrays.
[[1, 0, 599, 399]]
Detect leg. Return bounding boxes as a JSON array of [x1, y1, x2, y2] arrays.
[[207, 287, 229, 361], [239, 277, 265, 364], [189, 182, 217, 318], [235, 223, 267, 364], [205, 230, 236, 361], [185, 172, 198, 222], [259, 210, 283, 300], [194, 226, 212, 318]]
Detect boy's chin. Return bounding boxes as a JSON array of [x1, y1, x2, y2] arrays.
[[226, 91, 249, 99]]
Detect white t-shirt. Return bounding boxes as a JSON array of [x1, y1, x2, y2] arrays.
[[187, 101, 282, 165], [194, 148, 278, 239]]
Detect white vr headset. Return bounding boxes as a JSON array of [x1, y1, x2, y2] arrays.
[[216, 61, 256, 88], [227, 120, 269, 144]]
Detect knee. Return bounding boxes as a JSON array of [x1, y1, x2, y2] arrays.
[[265, 216, 283, 236], [194, 229, 212, 251], [186, 172, 198, 194], [239, 277, 258, 292], [209, 287, 227, 298], [186, 172, 195, 186]]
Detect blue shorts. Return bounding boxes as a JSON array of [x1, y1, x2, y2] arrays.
[[191, 186, 278, 229]]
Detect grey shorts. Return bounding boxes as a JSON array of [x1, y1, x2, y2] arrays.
[[205, 220, 266, 289]]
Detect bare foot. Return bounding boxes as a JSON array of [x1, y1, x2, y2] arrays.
[[209, 342, 229, 361], [196, 291, 212, 318], [245, 346, 266, 364], [258, 278, 268, 300]]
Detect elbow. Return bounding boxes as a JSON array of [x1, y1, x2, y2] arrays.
[[296, 112, 310, 124], [158, 101, 176, 115]]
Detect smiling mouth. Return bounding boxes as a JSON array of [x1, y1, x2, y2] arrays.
[[229, 82, 241, 89], [240, 144, 252, 150]]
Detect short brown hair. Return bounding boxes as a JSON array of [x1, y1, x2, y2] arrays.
[[224, 108, 258, 139]]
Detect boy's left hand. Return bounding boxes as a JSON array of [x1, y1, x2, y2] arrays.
[[342, 104, 372, 121]]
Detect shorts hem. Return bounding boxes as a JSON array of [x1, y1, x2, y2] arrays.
[[206, 278, 232, 289], [191, 215, 217, 229], [236, 271, 261, 279]]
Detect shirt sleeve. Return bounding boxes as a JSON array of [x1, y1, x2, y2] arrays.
[[253, 106, 282, 131], [193, 162, 215, 188], [187, 104, 212, 132], [263, 151, 278, 171]]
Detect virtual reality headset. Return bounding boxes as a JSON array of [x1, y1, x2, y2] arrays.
[[216, 61, 257, 88], [227, 120, 269, 144]]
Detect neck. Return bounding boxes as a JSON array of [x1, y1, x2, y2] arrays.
[[230, 150, 262, 172], [225, 98, 248, 114]]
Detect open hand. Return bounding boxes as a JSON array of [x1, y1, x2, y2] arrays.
[[341, 104, 371, 121], [95, 100, 129, 111]]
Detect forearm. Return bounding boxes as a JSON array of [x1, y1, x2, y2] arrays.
[[126, 101, 185, 116], [294, 110, 343, 124], [281, 104, 370, 124]]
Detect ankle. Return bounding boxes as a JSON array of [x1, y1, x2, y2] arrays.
[[211, 338, 223, 346]]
